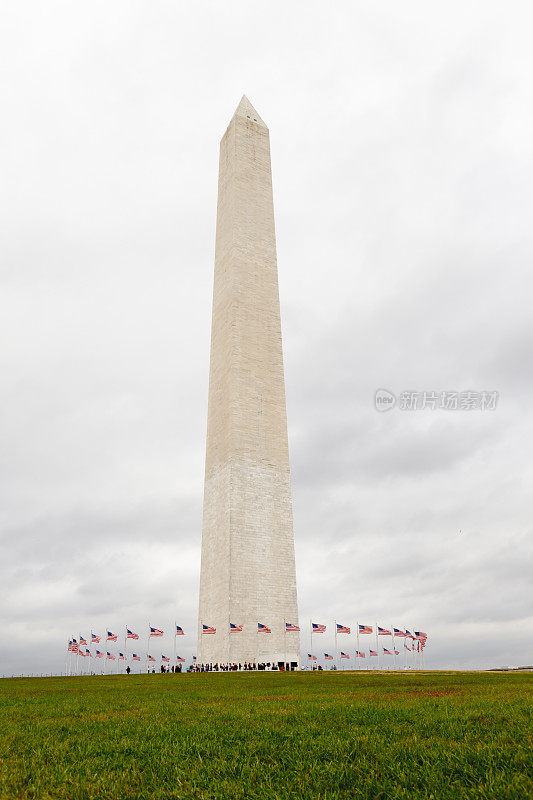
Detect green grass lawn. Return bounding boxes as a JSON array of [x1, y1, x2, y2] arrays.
[[0, 670, 531, 799]]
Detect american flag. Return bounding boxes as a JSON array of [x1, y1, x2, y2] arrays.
[[312, 622, 326, 633], [230, 623, 243, 632], [336, 623, 350, 634], [67, 640, 73, 651], [394, 650, 400, 655], [405, 629, 415, 639], [150, 627, 164, 637], [383, 648, 392, 655], [356, 651, 366, 658], [324, 653, 333, 660], [378, 626, 391, 636], [192, 656, 197, 662], [132, 653, 140, 661], [106, 652, 115, 660], [78, 650, 85, 658], [118, 652, 125, 660], [85, 648, 92, 657], [307, 653, 317, 660], [71, 639, 79, 653], [369, 650, 378, 656], [91, 633, 101, 643], [340, 652, 350, 659], [95, 650, 104, 658], [258, 623, 271, 633], [358, 624, 372, 634], [162, 655, 170, 662], [175, 625, 185, 636], [127, 629, 139, 640], [176, 656, 185, 663], [147, 655, 155, 662], [414, 631, 427, 641], [393, 628, 407, 637], [79, 636, 87, 645], [285, 622, 300, 632], [107, 631, 118, 642], [202, 624, 216, 635]]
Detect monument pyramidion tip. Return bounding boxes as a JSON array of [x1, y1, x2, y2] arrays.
[[231, 94, 267, 128]]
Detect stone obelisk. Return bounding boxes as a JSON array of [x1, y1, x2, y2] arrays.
[[197, 96, 299, 667]]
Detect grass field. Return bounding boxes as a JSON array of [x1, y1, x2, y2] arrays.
[[0, 670, 531, 800]]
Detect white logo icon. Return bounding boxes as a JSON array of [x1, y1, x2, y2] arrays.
[[375, 389, 396, 412]]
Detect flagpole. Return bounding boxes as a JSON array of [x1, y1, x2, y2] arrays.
[[284, 619, 287, 671], [404, 624, 407, 670], [173, 621, 177, 673], [375, 622, 379, 672], [65, 641, 69, 677], [227, 615, 231, 669], [356, 622, 360, 671], [334, 620, 337, 671], [309, 620, 312, 669], [104, 631, 107, 676], [146, 623, 150, 674], [76, 633, 80, 676], [228, 598, 231, 670], [124, 626, 127, 674], [392, 624, 397, 671]]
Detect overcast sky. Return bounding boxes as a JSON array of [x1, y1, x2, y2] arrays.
[[1, 1, 532, 675]]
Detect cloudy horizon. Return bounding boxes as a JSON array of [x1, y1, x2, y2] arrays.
[[1, 1, 532, 675]]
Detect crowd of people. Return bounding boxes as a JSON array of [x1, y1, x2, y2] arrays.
[[126, 661, 297, 673], [189, 662, 287, 672]]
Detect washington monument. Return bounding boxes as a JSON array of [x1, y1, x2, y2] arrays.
[[197, 96, 299, 667]]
